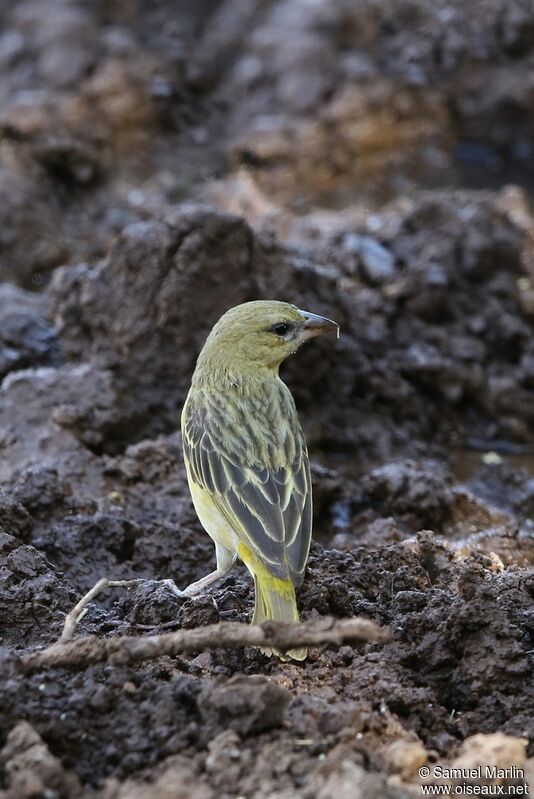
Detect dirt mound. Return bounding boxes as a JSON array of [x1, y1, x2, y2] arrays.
[[1, 0, 534, 796]]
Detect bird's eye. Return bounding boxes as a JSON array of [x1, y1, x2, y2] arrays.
[[270, 322, 293, 337]]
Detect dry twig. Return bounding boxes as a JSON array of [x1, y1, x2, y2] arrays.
[[19, 617, 389, 672]]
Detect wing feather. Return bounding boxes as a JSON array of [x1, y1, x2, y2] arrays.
[[182, 389, 312, 585]]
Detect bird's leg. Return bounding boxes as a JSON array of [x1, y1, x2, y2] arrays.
[[163, 569, 229, 598], [60, 547, 237, 641], [61, 576, 193, 641], [165, 545, 237, 598], [61, 576, 188, 641]]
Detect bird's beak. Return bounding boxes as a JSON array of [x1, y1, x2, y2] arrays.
[[299, 309, 340, 339]]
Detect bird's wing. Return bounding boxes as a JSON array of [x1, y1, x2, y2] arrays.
[[182, 403, 312, 585]]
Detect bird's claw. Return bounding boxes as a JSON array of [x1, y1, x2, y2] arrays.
[[161, 578, 188, 598]]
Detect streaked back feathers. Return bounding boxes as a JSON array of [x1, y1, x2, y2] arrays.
[[182, 374, 312, 586]]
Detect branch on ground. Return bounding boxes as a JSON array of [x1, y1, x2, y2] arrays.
[[19, 617, 389, 672]]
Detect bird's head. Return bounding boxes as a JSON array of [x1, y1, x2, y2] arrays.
[[196, 300, 339, 375]]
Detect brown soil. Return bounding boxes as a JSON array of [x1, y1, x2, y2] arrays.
[[1, 1, 534, 797]]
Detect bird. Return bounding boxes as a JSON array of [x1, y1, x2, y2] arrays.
[[179, 300, 339, 660]]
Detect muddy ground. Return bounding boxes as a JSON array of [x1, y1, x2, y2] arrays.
[[1, 1, 534, 797]]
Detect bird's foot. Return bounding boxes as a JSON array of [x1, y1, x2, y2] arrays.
[[161, 578, 189, 598], [60, 568, 234, 642]]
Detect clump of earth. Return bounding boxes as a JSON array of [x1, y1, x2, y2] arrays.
[[1, 1, 534, 797]]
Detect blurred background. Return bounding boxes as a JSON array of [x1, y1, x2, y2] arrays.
[[2, 0, 534, 537], [1, 2, 534, 795]]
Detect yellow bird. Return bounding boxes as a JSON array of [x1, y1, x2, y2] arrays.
[[180, 300, 339, 660]]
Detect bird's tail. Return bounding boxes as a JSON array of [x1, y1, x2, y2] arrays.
[[252, 574, 307, 661]]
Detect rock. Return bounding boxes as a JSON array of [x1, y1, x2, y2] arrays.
[[0, 721, 82, 799], [314, 760, 388, 799], [0, 166, 68, 289], [214, 0, 534, 205], [0, 537, 72, 646], [0, 364, 111, 481], [383, 739, 428, 779], [199, 675, 290, 737], [0, 284, 58, 378], [99, 757, 215, 799], [0, 492, 33, 540], [9, 1, 98, 90], [341, 234, 396, 285], [362, 460, 455, 531], [452, 733, 528, 773], [205, 730, 242, 783], [231, 80, 451, 207]]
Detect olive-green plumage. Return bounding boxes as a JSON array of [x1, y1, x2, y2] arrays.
[[181, 300, 338, 660]]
